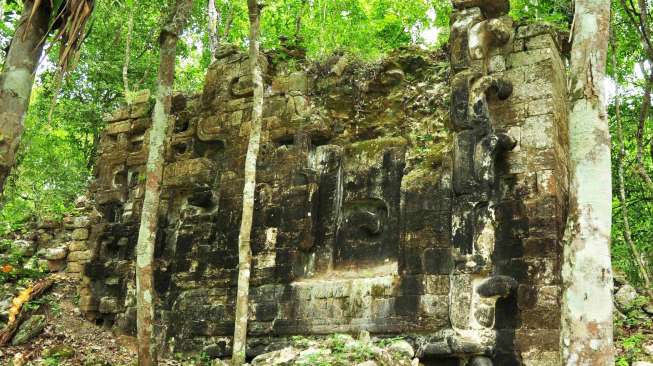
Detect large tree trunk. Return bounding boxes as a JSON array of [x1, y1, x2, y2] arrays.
[[0, 0, 50, 194], [561, 1, 614, 365], [123, 3, 134, 104], [232, 0, 263, 364], [208, 0, 219, 62], [134, 0, 192, 365]]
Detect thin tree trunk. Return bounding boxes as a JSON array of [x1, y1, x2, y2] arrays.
[[612, 47, 653, 299], [135, 0, 192, 365], [208, 0, 219, 62], [561, 1, 614, 365], [294, 0, 307, 39], [123, 5, 134, 104], [0, 0, 50, 194], [232, 0, 263, 364]]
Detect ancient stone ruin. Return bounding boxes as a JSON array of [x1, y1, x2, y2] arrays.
[[73, 2, 568, 365]]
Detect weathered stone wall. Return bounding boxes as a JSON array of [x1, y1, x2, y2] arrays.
[[78, 13, 569, 365]]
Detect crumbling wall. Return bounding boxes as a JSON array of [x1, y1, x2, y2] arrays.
[[78, 9, 569, 364]]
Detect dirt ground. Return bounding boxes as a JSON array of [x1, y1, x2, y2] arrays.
[[0, 275, 186, 366]]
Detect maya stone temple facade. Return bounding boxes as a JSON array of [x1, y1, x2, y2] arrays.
[[67, 1, 570, 365]]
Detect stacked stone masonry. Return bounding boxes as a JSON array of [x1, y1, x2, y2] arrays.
[[79, 4, 569, 365]]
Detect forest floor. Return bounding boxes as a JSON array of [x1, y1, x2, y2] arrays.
[[0, 275, 186, 366]]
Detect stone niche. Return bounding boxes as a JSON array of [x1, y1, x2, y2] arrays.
[[80, 9, 569, 365]]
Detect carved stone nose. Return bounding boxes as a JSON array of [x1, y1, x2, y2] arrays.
[[476, 275, 518, 298]]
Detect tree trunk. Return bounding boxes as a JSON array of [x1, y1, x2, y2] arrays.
[[294, 0, 307, 39], [208, 0, 219, 62], [134, 0, 192, 365], [561, 1, 614, 365], [0, 0, 50, 194], [232, 0, 263, 364], [123, 4, 135, 104]]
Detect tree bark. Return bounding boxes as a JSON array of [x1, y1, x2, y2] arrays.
[[0, 0, 50, 194], [232, 0, 263, 364], [208, 0, 219, 62], [134, 0, 192, 365], [123, 4, 135, 104], [294, 0, 307, 39], [561, 1, 614, 365]]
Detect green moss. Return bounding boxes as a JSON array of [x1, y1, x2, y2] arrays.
[[401, 167, 443, 192], [346, 136, 407, 159]]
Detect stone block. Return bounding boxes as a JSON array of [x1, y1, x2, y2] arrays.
[[521, 115, 554, 150], [288, 71, 308, 93], [99, 296, 120, 313], [130, 102, 150, 118], [509, 49, 553, 68], [67, 262, 84, 273], [528, 98, 554, 116], [163, 158, 217, 187], [68, 241, 88, 252], [520, 350, 560, 366], [68, 250, 92, 262], [103, 107, 129, 122], [43, 246, 68, 260], [525, 34, 557, 51], [104, 120, 131, 135], [131, 89, 151, 104], [72, 228, 89, 240], [79, 295, 99, 312], [73, 216, 91, 228], [46, 259, 67, 272]]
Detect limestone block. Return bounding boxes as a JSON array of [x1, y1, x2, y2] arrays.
[[528, 98, 554, 116], [68, 241, 87, 252], [104, 120, 131, 135], [516, 24, 557, 40], [162, 158, 217, 187], [67, 262, 84, 273], [72, 228, 89, 240], [520, 350, 560, 366], [99, 297, 120, 314], [509, 49, 553, 68], [131, 89, 151, 104], [46, 259, 67, 272], [271, 76, 289, 95], [73, 216, 91, 228], [14, 240, 37, 257], [103, 107, 129, 122], [68, 250, 92, 262], [130, 102, 150, 119], [525, 34, 557, 51], [288, 71, 308, 93], [43, 246, 68, 261], [521, 115, 554, 150], [79, 295, 99, 312]]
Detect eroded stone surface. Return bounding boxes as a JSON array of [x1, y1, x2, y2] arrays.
[[77, 19, 569, 365]]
